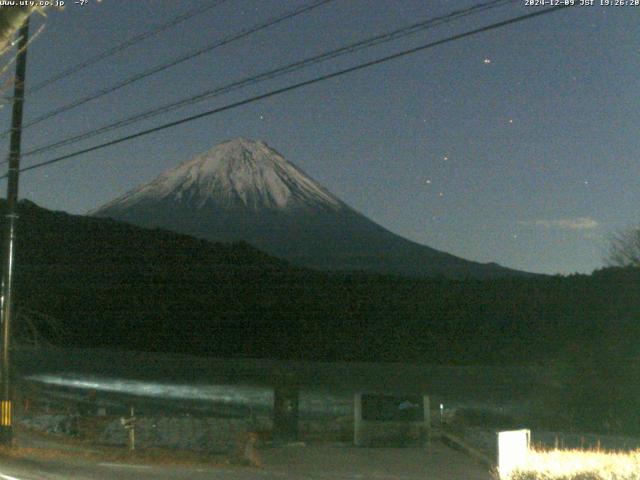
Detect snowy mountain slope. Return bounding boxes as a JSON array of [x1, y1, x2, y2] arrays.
[[91, 138, 528, 279], [96, 138, 343, 213]]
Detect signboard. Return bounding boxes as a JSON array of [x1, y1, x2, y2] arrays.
[[354, 393, 430, 447], [497, 429, 530, 479], [361, 394, 424, 422]]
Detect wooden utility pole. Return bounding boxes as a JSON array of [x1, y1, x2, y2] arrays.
[[0, 16, 29, 445]]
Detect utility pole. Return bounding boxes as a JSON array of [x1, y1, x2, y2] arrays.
[[0, 17, 29, 445]]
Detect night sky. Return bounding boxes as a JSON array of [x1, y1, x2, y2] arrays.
[[1, 0, 638, 275]]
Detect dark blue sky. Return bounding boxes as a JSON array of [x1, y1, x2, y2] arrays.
[[2, 0, 638, 274]]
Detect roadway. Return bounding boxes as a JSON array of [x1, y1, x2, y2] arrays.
[[0, 441, 493, 479]]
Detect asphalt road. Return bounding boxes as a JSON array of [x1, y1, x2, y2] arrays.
[[0, 442, 493, 479]]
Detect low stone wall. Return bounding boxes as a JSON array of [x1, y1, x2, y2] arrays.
[[99, 416, 250, 453], [98, 414, 354, 450], [18, 414, 80, 436]]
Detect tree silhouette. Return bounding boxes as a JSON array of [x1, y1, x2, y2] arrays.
[[607, 227, 640, 267]]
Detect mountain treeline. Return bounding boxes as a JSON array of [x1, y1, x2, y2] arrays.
[[4, 200, 638, 369]]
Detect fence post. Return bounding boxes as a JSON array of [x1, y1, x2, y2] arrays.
[[121, 405, 136, 452], [129, 406, 135, 451], [273, 375, 299, 443]]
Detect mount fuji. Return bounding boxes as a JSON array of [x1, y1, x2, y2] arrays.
[[91, 138, 525, 278]]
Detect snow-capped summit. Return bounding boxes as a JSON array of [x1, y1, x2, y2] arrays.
[[96, 138, 343, 213], [92, 138, 527, 279]]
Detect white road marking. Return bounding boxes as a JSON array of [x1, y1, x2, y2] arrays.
[[0, 473, 25, 480]]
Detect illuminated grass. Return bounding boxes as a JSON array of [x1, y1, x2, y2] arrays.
[[508, 447, 640, 480]]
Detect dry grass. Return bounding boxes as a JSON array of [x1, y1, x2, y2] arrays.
[[507, 447, 640, 480]]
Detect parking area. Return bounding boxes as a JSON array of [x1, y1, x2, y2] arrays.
[[258, 441, 494, 480]]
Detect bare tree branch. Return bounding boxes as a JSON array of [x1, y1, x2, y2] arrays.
[[606, 227, 640, 267]]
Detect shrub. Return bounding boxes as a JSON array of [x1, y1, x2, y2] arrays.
[[507, 448, 640, 480]]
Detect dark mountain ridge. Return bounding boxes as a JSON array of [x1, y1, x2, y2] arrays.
[[2, 199, 638, 367]]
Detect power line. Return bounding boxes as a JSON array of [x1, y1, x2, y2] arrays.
[[27, 0, 230, 95], [21, 0, 516, 159], [6, 0, 335, 137], [2, 5, 572, 180]]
